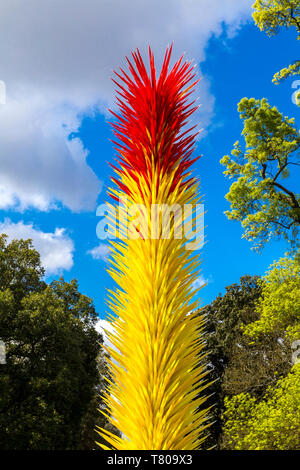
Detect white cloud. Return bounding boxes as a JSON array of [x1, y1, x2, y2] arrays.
[[96, 318, 120, 364], [87, 243, 110, 261], [96, 319, 115, 344], [0, 219, 74, 275], [0, 0, 252, 211], [192, 274, 211, 291], [0, 94, 101, 212]]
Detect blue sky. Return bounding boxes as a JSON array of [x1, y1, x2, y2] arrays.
[[0, 1, 299, 319]]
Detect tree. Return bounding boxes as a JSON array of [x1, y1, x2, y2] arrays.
[[199, 275, 291, 449], [220, 97, 300, 252], [0, 234, 45, 300], [222, 364, 300, 450], [0, 234, 108, 450], [252, 0, 300, 84], [217, 1, 300, 450], [243, 255, 300, 341], [199, 276, 262, 448], [199, 276, 257, 448], [221, 256, 300, 450], [78, 350, 121, 450]]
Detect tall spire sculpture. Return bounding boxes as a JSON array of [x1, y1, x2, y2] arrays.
[[97, 46, 210, 450]]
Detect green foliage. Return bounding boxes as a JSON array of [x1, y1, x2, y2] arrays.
[[199, 275, 292, 449], [216, 3, 300, 450], [199, 276, 261, 448], [243, 256, 300, 341], [221, 97, 300, 252], [223, 364, 300, 450], [253, 0, 300, 38], [78, 350, 121, 450], [221, 256, 299, 450], [0, 234, 109, 450], [200, 277, 272, 447], [252, 0, 300, 83], [273, 60, 300, 84]]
